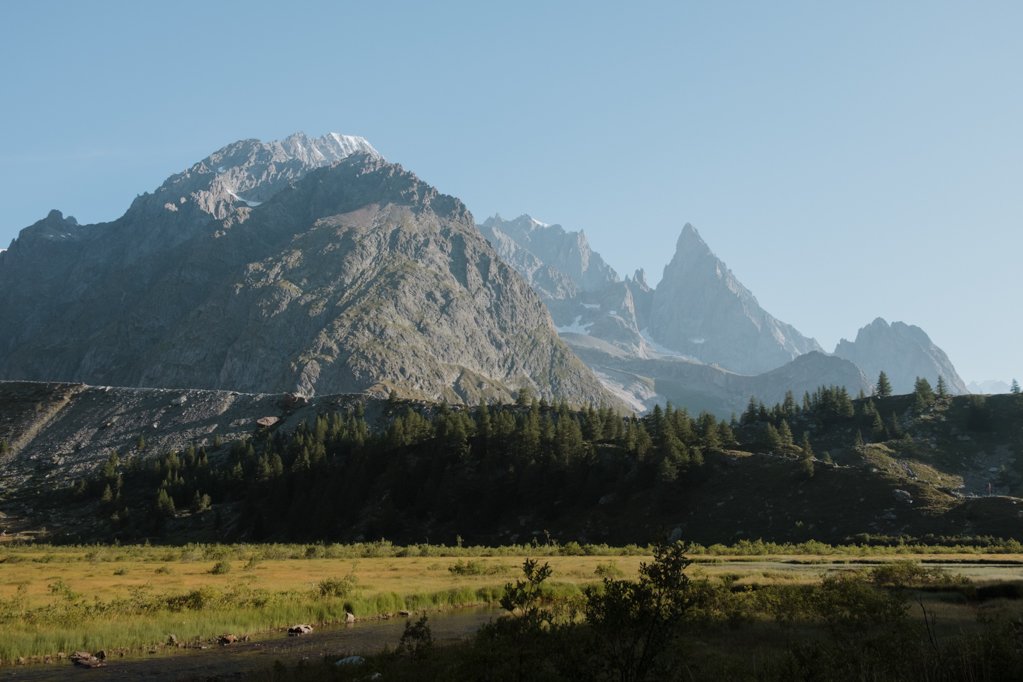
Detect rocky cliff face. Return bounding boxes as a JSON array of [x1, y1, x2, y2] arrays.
[[834, 318, 967, 394], [648, 224, 822, 374], [479, 214, 650, 355], [0, 136, 616, 406], [479, 215, 619, 295]]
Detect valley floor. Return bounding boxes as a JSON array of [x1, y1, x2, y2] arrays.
[[0, 543, 1021, 678]]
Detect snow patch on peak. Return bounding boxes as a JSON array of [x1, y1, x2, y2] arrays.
[[274, 131, 381, 166], [529, 217, 550, 228], [226, 188, 262, 208], [557, 316, 594, 335]]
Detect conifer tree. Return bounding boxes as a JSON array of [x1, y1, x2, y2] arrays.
[[889, 411, 902, 438], [741, 397, 759, 425], [913, 377, 935, 410], [702, 418, 720, 449], [799, 440, 815, 479], [783, 390, 797, 416], [800, 432, 814, 458], [875, 371, 893, 398], [477, 401, 492, 440], [717, 421, 736, 448], [871, 411, 886, 440], [778, 419, 794, 447], [1011, 379, 1021, 395], [936, 376, 949, 399]]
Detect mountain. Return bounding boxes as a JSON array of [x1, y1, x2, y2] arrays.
[[967, 380, 1011, 395], [565, 335, 869, 416], [648, 224, 822, 374], [479, 215, 619, 295], [834, 318, 967, 395], [479, 214, 650, 355], [479, 215, 866, 415], [0, 134, 617, 406]]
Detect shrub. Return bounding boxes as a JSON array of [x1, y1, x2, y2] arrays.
[[209, 560, 231, 575], [448, 559, 505, 576], [396, 615, 433, 661], [870, 561, 966, 588], [594, 561, 624, 579], [318, 575, 357, 598]]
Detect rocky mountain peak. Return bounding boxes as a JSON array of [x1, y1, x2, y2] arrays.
[[129, 131, 381, 226], [834, 318, 967, 394], [629, 268, 650, 290], [0, 143, 618, 408], [676, 222, 709, 252], [478, 214, 619, 294], [648, 223, 821, 374], [13, 209, 81, 246]]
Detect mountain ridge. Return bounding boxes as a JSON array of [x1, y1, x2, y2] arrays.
[[0, 135, 621, 408]]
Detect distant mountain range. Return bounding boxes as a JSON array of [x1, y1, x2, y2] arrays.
[[968, 379, 1012, 395], [0, 130, 968, 416], [479, 214, 967, 414]]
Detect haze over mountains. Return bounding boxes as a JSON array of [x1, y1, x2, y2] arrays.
[[479, 213, 967, 415], [0, 131, 968, 416]]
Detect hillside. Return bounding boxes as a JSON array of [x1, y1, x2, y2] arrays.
[[1, 381, 1020, 545]]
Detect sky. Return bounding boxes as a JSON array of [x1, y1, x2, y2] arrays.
[[1, 1, 1020, 384]]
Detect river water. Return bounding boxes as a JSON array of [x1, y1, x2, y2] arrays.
[[0, 608, 502, 681]]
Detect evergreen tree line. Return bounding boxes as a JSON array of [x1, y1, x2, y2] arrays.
[[73, 397, 736, 542], [69, 376, 1011, 543]]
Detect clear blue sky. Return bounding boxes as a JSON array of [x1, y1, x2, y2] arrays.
[[1, 1, 1020, 384]]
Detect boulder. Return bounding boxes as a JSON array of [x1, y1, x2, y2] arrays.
[[345, 611, 356, 624], [287, 624, 314, 636], [70, 651, 106, 668], [893, 489, 914, 504], [218, 634, 238, 646]]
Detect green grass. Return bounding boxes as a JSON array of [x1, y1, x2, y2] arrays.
[[1, 541, 1021, 665]]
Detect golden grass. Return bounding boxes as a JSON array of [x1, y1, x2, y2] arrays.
[[0, 544, 1020, 665]]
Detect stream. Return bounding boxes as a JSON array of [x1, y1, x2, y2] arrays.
[[0, 608, 501, 681]]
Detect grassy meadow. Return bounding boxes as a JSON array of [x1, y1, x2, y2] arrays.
[[0, 541, 1021, 666]]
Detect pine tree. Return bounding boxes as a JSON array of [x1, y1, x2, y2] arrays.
[[477, 401, 493, 440], [1011, 379, 1021, 395], [741, 397, 759, 425], [515, 386, 534, 407], [889, 411, 902, 439], [913, 377, 935, 410], [875, 371, 893, 399], [871, 411, 886, 441], [155, 488, 176, 517], [702, 418, 721, 449], [778, 419, 794, 447], [717, 421, 736, 448], [935, 376, 950, 399], [800, 432, 814, 458], [782, 390, 797, 417]]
